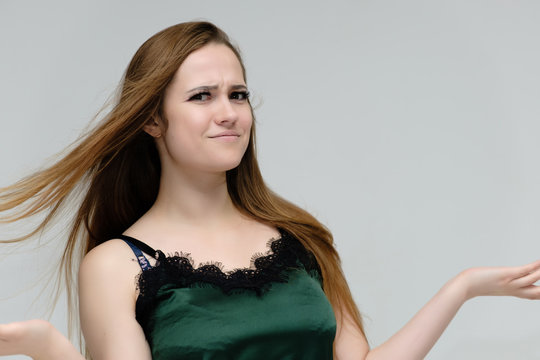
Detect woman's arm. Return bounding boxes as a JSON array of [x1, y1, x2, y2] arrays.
[[78, 240, 152, 360], [334, 260, 540, 360], [0, 319, 84, 360]]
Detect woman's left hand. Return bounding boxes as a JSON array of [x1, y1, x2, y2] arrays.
[[460, 259, 540, 300], [0, 319, 54, 358], [0, 319, 84, 360]]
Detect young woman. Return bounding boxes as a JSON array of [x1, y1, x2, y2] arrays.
[[0, 21, 539, 360]]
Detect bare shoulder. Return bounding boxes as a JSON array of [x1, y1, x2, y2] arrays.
[[82, 238, 136, 262], [79, 239, 142, 303]]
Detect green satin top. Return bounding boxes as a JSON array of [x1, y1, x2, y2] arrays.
[[126, 230, 336, 359]]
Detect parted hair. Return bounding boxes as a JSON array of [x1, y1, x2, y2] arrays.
[[0, 21, 364, 350]]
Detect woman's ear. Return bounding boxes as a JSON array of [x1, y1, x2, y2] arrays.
[[143, 117, 162, 138]]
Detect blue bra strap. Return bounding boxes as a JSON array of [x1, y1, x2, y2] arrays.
[[117, 235, 155, 271]]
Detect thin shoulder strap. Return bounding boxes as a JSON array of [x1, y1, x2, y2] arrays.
[[118, 235, 157, 271]]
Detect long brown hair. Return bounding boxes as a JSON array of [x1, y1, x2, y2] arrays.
[[0, 20, 364, 345]]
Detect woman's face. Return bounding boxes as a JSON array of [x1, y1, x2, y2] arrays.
[[154, 43, 252, 175]]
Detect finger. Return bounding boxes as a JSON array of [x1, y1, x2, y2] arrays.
[[512, 267, 540, 288], [0, 323, 24, 342], [0, 324, 12, 340], [514, 284, 540, 300], [509, 259, 540, 280], [0, 325, 16, 354]]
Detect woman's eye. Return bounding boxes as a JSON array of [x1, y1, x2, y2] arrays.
[[189, 92, 211, 101], [230, 91, 250, 101]]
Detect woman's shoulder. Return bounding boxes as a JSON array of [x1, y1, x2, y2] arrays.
[[81, 239, 137, 269], [79, 239, 142, 295]]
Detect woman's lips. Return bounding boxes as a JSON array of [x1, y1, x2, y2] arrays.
[[209, 131, 240, 138], [209, 131, 240, 141]]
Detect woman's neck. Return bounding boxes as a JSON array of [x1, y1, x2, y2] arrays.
[[149, 167, 238, 226]]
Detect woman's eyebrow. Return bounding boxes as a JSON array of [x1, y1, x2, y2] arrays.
[[230, 84, 248, 91], [186, 84, 247, 94]]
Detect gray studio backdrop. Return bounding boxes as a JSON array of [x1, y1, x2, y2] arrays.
[[1, 1, 539, 359]]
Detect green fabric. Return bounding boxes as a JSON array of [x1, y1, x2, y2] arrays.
[[146, 268, 336, 359]]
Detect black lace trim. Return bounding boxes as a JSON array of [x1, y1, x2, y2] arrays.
[[134, 230, 322, 333]]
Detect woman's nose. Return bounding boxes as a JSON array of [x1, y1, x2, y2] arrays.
[[214, 96, 239, 125]]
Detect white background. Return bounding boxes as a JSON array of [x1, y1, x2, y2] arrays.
[[1, 1, 539, 359]]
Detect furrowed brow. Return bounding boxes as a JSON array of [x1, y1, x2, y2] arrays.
[[186, 85, 218, 94], [230, 84, 248, 90], [186, 84, 247, 94]]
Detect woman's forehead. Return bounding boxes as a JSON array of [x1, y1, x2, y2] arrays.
[[172, 44, 246, 90]]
